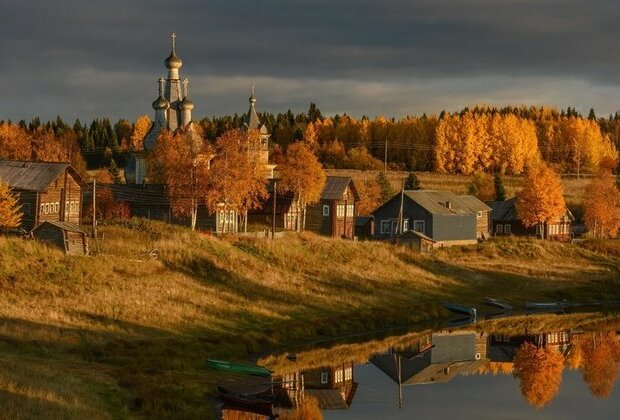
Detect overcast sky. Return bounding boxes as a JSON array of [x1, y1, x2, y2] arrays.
[[2, 0, 620, 123]]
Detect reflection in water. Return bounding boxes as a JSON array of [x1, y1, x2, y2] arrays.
[[218, 315, 620, 419]]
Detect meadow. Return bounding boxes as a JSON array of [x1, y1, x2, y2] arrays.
[[0, 220, 619, 418]]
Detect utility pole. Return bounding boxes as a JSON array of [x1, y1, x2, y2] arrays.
[[92, 179, 98, 252], [272, 181, 277, 239], [384, 139, 388, 174], [397, 177, 405, 237]]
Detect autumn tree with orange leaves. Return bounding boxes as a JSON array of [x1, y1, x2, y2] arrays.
[[207, 129, 268, 233], [513, 342, 565, 409], [582, 171, 620, 238], [130, 115, 152, 151], [516, 164, 566, 239], [0, 181, 22, 229], [149, 129, 211, 230], [280, 142, 326, 231]]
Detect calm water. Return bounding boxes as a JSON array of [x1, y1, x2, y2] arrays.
[[219, 314, 620, 419]]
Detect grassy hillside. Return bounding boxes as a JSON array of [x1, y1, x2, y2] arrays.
[[0, 220, 619, 418]]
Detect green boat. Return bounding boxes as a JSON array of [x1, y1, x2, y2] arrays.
[[205, 359, 271, 377]]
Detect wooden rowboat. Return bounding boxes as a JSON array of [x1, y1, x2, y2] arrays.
[[485, 297, 514, 310], [205, 359, 271, 377], [441, 302, 477, 318]]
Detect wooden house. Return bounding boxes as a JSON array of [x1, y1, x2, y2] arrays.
[[371, 190, 490, 247], [487, 197, 573, 241], [305, 176, 360, 239], [32, 221, 89, 255], [0, 160, 84, 231], [247, 183, 301, 231]]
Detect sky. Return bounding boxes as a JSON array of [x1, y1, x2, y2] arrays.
[[2, 0, 620, 123]]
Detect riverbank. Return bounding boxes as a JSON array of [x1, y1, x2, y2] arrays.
[[0, 220, 619, 419]]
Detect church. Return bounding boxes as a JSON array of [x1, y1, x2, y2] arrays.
[[124, 33, 274, 184]]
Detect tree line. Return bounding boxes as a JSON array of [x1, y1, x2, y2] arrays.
[[2, 103, 620, 175]]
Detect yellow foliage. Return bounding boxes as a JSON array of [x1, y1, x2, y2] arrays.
[[516, 164, 566, 233], [0, 181, 22, 228], [513, 342, 564, 409], [582, 171, 620, 238]]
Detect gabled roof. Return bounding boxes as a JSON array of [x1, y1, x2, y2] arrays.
[[0, 160, 78, 192], [372, 190, 490, 216], [321, 176, 360, 201], [33, 221, 87, 234], [487, 197, 575, 222], [487, 197, 518, 221]]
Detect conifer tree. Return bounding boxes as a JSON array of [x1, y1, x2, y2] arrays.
[[494, 172, 506, 201], [404, 172, 421, 190], [376, 172, 395, 202]]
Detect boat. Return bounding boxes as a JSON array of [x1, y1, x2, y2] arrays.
[[485, 297, 514, 310], [217, 388, 274, 418], [441, 302, 477, 318], [205, 359, 271, 377], [525, 301, 566, 309]]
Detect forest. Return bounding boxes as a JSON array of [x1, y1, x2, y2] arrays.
[[1, 104, 619, 178]]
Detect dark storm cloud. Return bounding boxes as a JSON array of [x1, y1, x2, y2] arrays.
[[2, 0, 620, 122]]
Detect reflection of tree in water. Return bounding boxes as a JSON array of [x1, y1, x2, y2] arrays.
[[278, 395, 323, 420], [513, 342, 564, 409], [579, 332, 620, 398]]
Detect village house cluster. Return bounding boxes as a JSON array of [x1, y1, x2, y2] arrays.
[[0, 34, 577, 253]]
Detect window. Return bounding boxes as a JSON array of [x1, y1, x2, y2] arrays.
[[320, 371, 329, 384], [40, 204, 45, 215], [54, 202, 59, 213], [380, 220, 391, 234], [504, 224, 511, 235], [45, 203, 50, 214], [336, 204, 354, 218], [477, 211, 483, 218], [403, 219, 409, 232], [345, 366, 353, 381], [322, 205, 330, 216], [496, 224, 503, 234], [334, 369, 343, 384], [413, 220, 425, 234]]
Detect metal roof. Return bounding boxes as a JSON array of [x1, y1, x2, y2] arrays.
[[487, 197, 518, 221], [321, 176, 360, 201], [400, 190, 490, 215], [0, 160, 70, 192]]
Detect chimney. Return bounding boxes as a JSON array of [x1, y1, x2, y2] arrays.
[[445, 201, 452, 210]]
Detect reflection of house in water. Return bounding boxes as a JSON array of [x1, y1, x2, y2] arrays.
[[489, 330, 572, 362], [371, 330, 488, 386], [274, 362, 358, 410]]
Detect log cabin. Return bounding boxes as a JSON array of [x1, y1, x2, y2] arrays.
[[305, 176, 360, 239], [0, 160, 84, 231]]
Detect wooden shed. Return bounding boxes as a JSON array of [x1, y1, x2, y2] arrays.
[[32, 221, 89, 255], [397, 229, 435, 252]]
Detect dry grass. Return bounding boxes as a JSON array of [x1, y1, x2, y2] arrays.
[[0, 220, 619, 418]]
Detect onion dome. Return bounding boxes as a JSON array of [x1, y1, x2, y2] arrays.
[[152, 95, 170, 110], [165, 51, 182, 69], [179, 97, 194, 110]]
